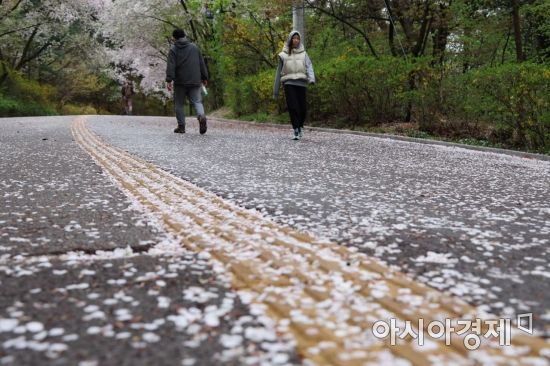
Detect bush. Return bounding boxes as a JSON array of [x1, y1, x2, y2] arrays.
[[457, 63, 549, 152], [309, 55, 416, 127], [2, 68, 56, 105], [410, 62, 550, 152], [224, 56, 549, 153], [0, 94, 56, 117], [226, 56, 417, 127], [60, 104, 97, 115], [475, 63, 548, 151], [0, 66, 57, 117], [225, 69, 275, 117]]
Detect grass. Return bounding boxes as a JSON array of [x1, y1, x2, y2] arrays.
[[211, 108, 289, 125]]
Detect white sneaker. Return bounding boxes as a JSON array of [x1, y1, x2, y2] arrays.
[[293, 128, 300, 140]]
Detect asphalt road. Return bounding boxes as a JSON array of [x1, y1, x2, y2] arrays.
[[1, 115, 549, 365], [87, 115, 550, 336], [0, 117, 299, 366]]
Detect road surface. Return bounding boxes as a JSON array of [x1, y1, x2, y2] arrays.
[[1, 115, 549, 365]]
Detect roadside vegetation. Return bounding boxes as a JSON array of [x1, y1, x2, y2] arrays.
[[1, 0, 548, 153]]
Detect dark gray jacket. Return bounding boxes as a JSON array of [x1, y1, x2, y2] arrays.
[[165, 37, 208, 86]]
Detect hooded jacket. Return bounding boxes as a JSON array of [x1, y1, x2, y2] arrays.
[[273, 31, 315, 97], [165, 37, 208, 87]]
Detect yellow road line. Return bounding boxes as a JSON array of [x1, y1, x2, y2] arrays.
[[72, 116, 549, 365]]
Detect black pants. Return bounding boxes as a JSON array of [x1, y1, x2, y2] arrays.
[[284, 84, 307, 130]]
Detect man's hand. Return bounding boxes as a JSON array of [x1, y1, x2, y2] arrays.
[[202, 80, 208, 87], [166, 81, 173, 92]]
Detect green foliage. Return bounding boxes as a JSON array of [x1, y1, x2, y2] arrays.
[[231, 111, 289, 124], [225, 69, 276, 116], [227, 50, 549, 153], [60, 104, 97, 115], [3, 68, 56, 105], [55, 69, 122, 115], [0, 67, 57, 116], [309, 56, 417, 126], [0, 0, 548, 155], [450, 1, 515, 67], [524, 0, 550, 62], [465, 63, 550, 152], [456, 138, 502, 148], [228, 55, 417, 126], [0, 94, 56, 117], [406, 130, 433, 139], [414, 62, 550, 152], [133, 93, 171, 117]]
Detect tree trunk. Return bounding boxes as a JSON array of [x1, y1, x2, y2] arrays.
[[432, 26, 448, 64], [501, 29, 511, 64], [384, 0, 397, 56], [432, 4, 451, 65], [511, 0, 525, 62], [388, 22, 397, 56], [0, 61, 8, 86]]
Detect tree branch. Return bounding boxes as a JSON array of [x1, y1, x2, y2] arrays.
[[179, 0, 198, 41], [305, 0, 378, 57], [15, 24, 40, 69], [141, 14, 180, 29], [0, 23, 44, 39]]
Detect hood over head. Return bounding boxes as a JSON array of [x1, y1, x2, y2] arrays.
[[282, 30, 304, 54], [174, 37, 191, 49]]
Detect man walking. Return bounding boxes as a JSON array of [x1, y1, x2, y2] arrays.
[[166, 28, 209, 134]]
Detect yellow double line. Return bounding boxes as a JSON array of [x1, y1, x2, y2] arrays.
[[72, 117, 548, 365]]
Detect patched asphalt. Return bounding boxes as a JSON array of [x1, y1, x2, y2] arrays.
[[0, 117, 161, 256]]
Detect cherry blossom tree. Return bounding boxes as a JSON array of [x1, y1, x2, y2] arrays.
[[96, 0, 282, 95], [97, 0, 205, 95], [0, 0, 108, 82]]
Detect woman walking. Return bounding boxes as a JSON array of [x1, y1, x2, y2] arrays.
[[273, 31, 315, 140]]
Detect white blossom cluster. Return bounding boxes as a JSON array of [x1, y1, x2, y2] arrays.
[[97, 0, 183, 95], [0, 0, 109, 75]]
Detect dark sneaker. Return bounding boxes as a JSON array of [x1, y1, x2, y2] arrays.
[[298, 127, 303, 139], [174, 126, 185, 134], [293, 128, 300, 140], [199, 115, 207, 135]]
